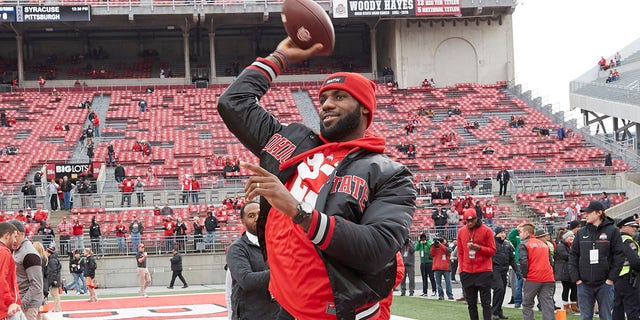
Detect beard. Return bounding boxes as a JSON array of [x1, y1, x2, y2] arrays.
[[320, 105, 362, 142]]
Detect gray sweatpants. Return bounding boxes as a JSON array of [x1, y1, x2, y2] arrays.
[[522, 280, 555, 320]]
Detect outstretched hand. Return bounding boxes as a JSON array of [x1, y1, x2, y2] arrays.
[[241, 161, 298, 218], [275, 37, 324, 64]]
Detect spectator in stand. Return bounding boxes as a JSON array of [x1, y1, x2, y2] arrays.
[[0, 110, 6, 127], [115, 220, 127, 253], [10, 219, 44, 320], [609, 59, 616, 69], [120, 176, 135, 207], [57, 216, 72, 256], [426, 108, 435, 119], [76, 177, 92, 208], [33, 172, 42, 187], [564, 202, 579, 224], [14, 210, 28, 223], [160, 203, 173, 216], [482, 146, 495, 155], [88, 217, 101, 256], [405, 123, 415, 135], [431, 236, 454, 300], [190, 176, 200, 204], [138, 99, 147, 112], [114, 164, 126, 183], [107, 143, 115, 166], [56, 179, 64, 206], [21, 181, 36, 209], [174, 217, 187, 250], [141, 140, 151, 156], [599, 192, 611, 209], [518, 223, 556, 320], [492, 225, 520, 320], [71, 216, 84, 251], [92, 116, 100, 137], [599, 56, 608, 70], [32, 206, 48, 224], [163, 216, 175, 252], [192, 216, 204, 251], [60, 176, 74, 210], [37, 222, 55, 248], [432, 205, 448, 235], [604, 152, 613, 175], [233, 195, 245, 210], [544, 205, 558, 236], [415, 233, 437, 297], [86, 138, 94, 160], [496, 168, 510, 196], [181, 174, 191, 204], [129, 215, 143, 251], [457, 208, 496, 319], [167, 247, 188, 289], [204, 211, 219, 249], [136, 244, 152, 298], [483, 200, 496, 227], [146, 167, 154, 180], [568, 201, 624, 320], [555, 229, 577, 314], [38, 76, 46, 92], [400, 237, 415, 296], [134, 177, 145, 206]]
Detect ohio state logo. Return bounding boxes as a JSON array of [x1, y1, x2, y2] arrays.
[[296, 26, 312, 42], [335, 4, 346, 14]]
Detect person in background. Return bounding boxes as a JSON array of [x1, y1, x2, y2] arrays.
[[0, 222, 22, 319], [10, 220, 44, 320], [192, 216, 204, 252], [226, 201, 281, 319], [89, 217, 101, 256], [63, 249, 85, 295], [415, 233, 437, 297], [82, 248, 97, 302], [612, 215, 640, 320], [568, 201, 624, 320], [44, 245, 62, 313], [518, 223, 555, 320], [167, 247, 188, 289], [430, 236, 454, 300], [400, 237, 415, 296], [555, 229, 578, 314], [136, 243, 151, 298], [492, 226, 520, 320], [457, 210, 496, 320]]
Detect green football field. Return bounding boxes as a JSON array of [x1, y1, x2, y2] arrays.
[[391, 297, 581, 320]]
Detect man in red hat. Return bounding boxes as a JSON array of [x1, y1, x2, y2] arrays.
[[218, 37, 415, 319], [456, 208, 496, 320]]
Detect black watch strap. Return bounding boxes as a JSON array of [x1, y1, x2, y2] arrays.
[[293, 202, 313, 224]]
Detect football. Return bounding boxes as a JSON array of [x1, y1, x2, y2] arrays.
[[281, 0, 335, 56]]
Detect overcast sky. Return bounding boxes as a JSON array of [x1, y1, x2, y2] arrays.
[[512, 0, 640, 120]]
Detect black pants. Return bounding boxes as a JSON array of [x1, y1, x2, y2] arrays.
[[499, 182, 508, 195], [491, 271, 507, 317], [169, 270, 187, 287], [420, 262, 436, 294], [561, 280, 577, 302], [50, 194, 58, 210], [612, 276, 640, 320], [59, 236, 70, 256], [461, 272, 493, 320]]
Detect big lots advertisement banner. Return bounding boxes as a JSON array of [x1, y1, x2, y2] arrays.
[[46, 162, 101, 183], [332, 0, 460, 18]]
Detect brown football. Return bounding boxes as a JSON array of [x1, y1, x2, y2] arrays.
[[281, 0, 335, 56]]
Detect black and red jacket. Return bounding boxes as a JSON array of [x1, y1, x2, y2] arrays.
[[218, 58, 415, 319]]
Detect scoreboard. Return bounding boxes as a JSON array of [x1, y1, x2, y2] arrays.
[[0, 5, 91, 22]]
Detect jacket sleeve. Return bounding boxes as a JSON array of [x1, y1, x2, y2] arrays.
[[568, 232, 581, 283], [623, 238, 640, 272], [226, 242, 270, 291], [518, 242, 529, 279], [478, 227, 496, 258], [306, 165, 415, 273], [217, 58, 285, 157], [22, 253, 44, 307], [508, 244, 521, 276], [608, 228, 625, 281]]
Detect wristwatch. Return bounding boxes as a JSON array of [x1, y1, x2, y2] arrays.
[[293, 202, 314, 224]]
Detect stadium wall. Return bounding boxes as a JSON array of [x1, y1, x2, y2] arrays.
[[379, 15, 515, 87]]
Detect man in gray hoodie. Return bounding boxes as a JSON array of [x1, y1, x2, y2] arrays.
[[9, 220, 43, 320]]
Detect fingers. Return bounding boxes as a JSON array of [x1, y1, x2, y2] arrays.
[[240, 161, 271, 177]]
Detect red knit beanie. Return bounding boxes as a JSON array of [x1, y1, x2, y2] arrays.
[[318, 72, 377, 128]]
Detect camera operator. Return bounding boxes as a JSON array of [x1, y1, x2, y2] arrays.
[[430, 236, 454, 300], [400, 237, 415, 296]]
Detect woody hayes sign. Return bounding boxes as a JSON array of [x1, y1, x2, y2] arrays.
[[332, 0, 460, 17]]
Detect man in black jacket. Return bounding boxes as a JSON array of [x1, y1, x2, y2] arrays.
[[568, 201, 624, 320], [612, 215, 640, 320], [204, 211, 218, 249], [496, 168, 510, 196], [21, 181, 36, 209], [226, 201, 280, 319], [218, 37, 415, 319], [167, 248, 187, 289], [492, 226, 520, 320]]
